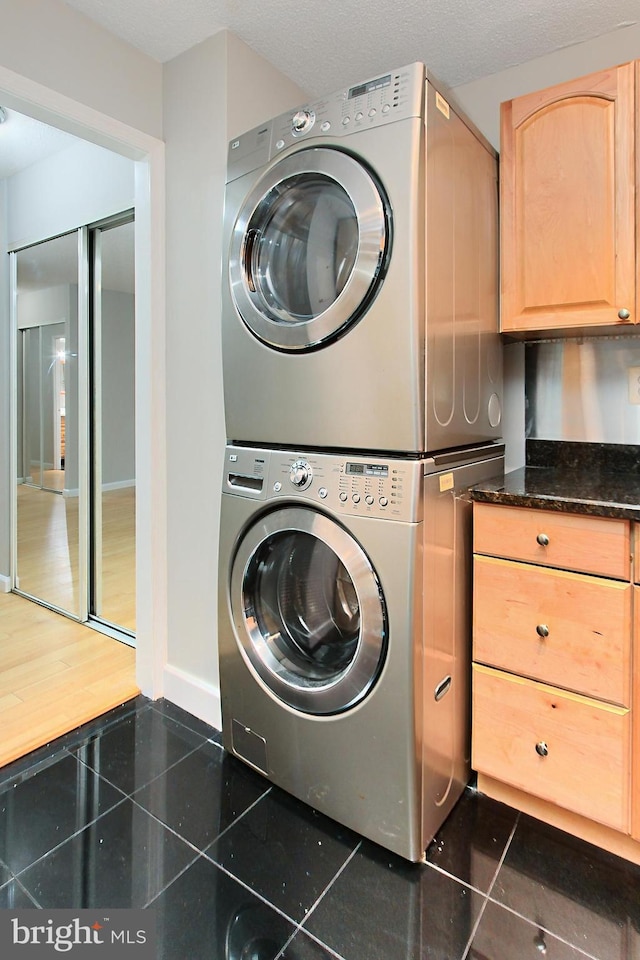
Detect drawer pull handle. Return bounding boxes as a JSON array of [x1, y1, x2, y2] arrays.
[[536, 624, 549, 638], [535, 741, 549, 757], [618, 308, 631, 320], [536, 533, 549, 546]]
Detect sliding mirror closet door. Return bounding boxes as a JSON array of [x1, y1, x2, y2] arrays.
[[91, 217, 136, 635], [15, 231, 83, 617]]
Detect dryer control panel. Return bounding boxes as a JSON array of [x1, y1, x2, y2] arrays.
[[227, 62, 427, 182], [223, 445, 424, 523]]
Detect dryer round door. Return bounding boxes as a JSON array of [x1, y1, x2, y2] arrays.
[[228, 147, 391, 351], [229, 506, 387, 715]]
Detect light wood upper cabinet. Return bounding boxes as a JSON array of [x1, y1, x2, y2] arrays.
[[500, 62, 636, 335]]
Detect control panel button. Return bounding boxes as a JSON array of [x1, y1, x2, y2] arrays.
[[365, 495, 374, 505], [342, 116, 351, 126], [275, 139, 285, 150], [273, 481, 282, 492], [339, 491, 348, 502], [321, 121, 331, 132], [318, 487, 328, 499], [355, 111, 364, 121], [382, 104, 391, 114], [368, 108, 377, 117], [379, 496, 388, 507], [352, 493, 361, 504]]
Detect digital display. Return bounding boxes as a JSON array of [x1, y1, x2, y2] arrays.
[[346, 463, 389, 478], [348, 75, 391, 100]]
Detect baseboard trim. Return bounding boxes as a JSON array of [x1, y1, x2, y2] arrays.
[[162, 663, 222, 733], [0, 575, 11, 593]]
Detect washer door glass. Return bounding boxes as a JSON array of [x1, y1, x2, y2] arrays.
[[230, 507, 387, 715], [229, 147, 390, 351]]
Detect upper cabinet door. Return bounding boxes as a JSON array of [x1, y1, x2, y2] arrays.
[[501, 62, 636, 335]]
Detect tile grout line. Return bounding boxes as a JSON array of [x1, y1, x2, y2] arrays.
[[460, 812, 520, 960], [272, 840, 364, 960]]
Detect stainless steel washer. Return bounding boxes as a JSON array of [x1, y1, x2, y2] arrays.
[[221, 63, 502, 455], [218, 441, 504, 861]]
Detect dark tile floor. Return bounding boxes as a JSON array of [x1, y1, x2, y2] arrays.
[[0, 695, 638, 959]]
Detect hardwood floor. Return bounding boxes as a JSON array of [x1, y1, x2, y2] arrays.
[[16, 480, 136, 631], [0, 592, 139, 769]]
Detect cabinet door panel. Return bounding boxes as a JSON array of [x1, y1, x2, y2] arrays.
[[473, 502, 631, 579], [474, 555, 631, 705], [472, 665, 630, 832], [501, 62, 635, 333]]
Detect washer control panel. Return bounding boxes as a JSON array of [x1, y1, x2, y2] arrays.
[[223, 445, 423, 522], [227, 62, 426, 181]]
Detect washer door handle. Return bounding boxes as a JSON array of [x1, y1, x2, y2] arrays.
[[434, 676, 452, 702]]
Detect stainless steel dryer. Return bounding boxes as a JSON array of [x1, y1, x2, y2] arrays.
[[218, 441, 504, 861], [221, 63, 502, 455]]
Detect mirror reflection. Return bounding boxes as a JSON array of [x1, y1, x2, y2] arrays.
[[92, 219, 136, 633], [14, 218, 136, 636], [16, 232, 80, 616]]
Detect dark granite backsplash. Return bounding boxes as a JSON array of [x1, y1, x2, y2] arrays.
[[527, 440, 640, 476]]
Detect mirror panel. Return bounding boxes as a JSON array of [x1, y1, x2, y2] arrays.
[[92, 218, 136, 635], [15, 232, 80, 616]]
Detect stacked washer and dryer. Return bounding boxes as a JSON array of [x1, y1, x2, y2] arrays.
[[218, 63, 504, 862]]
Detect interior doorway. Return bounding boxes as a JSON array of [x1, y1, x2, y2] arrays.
[[12, 215, 136, 640]]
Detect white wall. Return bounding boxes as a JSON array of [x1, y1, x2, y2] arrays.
[[0, 0, 162, 139], [452, 22, 640, 471], [7, 140, 135, 249], [162, 32, 306, 728]]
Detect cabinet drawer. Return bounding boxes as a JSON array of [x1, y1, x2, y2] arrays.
[[472, 665, 630, 832], [473, 503, 631, 579], [473, 556, 632, 704]]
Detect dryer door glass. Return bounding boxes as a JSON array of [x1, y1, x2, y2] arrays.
[[231, 507, 387, 715], [229, 147, 390, 351]]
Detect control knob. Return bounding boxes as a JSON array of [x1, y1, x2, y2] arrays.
[[291, 109, 315, 135], [289, 459, 312, 489]]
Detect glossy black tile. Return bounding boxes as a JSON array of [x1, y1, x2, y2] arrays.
[[0, 879, 39, 909], [278, 930, 345, 960], [491, 814, 640, 960], [132, 741, 270, 851], [468, 899, 598, 960], [150, 854, 297, 960], [18, 798, 198, 908], [302, 839, 486, 960], [150, 698, 222, 743], [74, 704, 207, 795], [424, 788, 518, 892], [206, 786, 360, 925], [0, 753, 124, 874]]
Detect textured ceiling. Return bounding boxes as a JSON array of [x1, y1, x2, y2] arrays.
[[62, 0, 640, 95]]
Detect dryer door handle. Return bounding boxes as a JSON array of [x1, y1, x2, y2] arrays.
[[434, 676, 452, 702], [243, 228, 259, 293]]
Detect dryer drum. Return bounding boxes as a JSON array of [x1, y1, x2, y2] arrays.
[[228, 147, 391, 352], [231, 506, 388, 715], [253, 531, 360, 678]]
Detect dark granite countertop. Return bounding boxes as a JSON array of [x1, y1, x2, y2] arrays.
[[470, 440, 640, 521]]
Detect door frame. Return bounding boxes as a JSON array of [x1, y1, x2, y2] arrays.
[[1, 64, 167, 697]]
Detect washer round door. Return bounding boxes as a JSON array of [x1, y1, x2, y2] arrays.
[[228, 147, 391, 351], [229, 507, 387, 715]]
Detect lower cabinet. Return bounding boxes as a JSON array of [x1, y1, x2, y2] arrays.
[[472, 502, 639, 862]]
